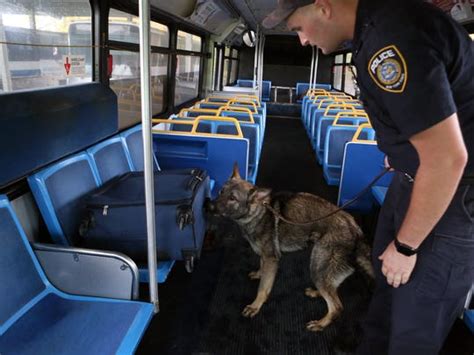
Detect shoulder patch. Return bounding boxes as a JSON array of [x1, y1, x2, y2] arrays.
[[368, 45, 407, 93]]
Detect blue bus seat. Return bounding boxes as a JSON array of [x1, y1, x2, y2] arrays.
[[28, 152, 100, 246], [152, 132, 248, 196], [216, 124, 260, 184], [315, 115, 369, 163], [0, 195, 153, 355], [464, 309, 474, 333], [28, 146, 174, 284], [120, 125, 160, 171], [323, 127, 359, 186], [338, 142, 394, 213], [236, 79, 272, 101], [371, 186, 388, 205], [87, 136, 134, 185], [296, 83, 332, 102]]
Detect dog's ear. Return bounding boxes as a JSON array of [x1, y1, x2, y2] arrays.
[[248, 188, 271, 202], [230, 162, 241, 180]]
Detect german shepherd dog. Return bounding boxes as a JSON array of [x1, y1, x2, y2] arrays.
[[207, 165, 374, 331]]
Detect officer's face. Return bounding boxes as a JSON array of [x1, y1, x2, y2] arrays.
[[287, 3, 344, 54]]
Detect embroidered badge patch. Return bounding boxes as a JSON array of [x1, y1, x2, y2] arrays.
[[368, 45, 407, 93]]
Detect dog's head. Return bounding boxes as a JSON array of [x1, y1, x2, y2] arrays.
[[207, 163, 271, 221]]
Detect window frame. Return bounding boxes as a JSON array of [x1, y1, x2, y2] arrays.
[[331, 51, 356, 97]]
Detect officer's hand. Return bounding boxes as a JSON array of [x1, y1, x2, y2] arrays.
[[378, 241, 417, 288]]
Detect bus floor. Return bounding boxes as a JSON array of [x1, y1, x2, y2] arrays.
[[136, 116, 474, 355]]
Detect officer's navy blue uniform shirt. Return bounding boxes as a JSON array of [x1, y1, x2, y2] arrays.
[[352, 0, 474, 177]]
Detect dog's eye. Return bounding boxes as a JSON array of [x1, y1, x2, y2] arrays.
[[228, 195, 236, 201]]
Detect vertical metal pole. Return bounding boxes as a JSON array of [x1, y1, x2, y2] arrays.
[[0, 15, 12, 92], [257, 33, 263, 101], [216, 46, 223, 91], [309, 46, 315, 91], [313, 46, 319, 89], [252, 27, 259, 89], [139, 0, 159, 313]]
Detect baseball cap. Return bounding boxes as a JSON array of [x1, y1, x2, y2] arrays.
[[262, 0, 314, 29]]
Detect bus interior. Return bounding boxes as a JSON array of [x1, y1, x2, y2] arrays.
[[0, 0, 473, 354]]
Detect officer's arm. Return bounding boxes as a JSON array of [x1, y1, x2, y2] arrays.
[[396, 113, 468, 248]]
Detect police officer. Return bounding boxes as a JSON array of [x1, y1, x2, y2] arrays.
[[263, 0, 474, 354]]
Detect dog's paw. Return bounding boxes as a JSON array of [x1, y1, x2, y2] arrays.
[[248, 271, 261, 280], [242, 304, 261, 318], [304, 287, 320, 298], [306, 320, 325, 332]]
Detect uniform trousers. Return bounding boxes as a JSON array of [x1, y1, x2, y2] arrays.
[[356, 172, 474, 355]]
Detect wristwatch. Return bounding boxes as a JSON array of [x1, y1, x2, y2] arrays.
[[394, 237, 419, 256]]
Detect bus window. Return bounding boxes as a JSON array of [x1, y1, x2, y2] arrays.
[[109, 9, 169, 48], [175, 30, 202, 105], [177, 30, 201, 52], [0, 0, 92, 93], [333, 54, 344, 91], [108, 9, 169, 127], [175, 55, 200, 105]]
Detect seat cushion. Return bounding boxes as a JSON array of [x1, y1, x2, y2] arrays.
[[0, 293, 148, 355]]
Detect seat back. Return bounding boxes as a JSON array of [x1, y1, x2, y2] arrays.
[[121, 125, 160, 171], [28, 153, 100, 246], [338, 143, 394, 212], [0, 196, 47, 331], [153, 133, 248, 194], [87, 137, 133, 185]]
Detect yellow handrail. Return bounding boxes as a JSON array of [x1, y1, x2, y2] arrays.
[[178, 108, 218, 117], [332, 111, 368, 126], [317, 99, 335, 109], [227, 99, 258, 114], [216, 106, 255, 124], [306, 89, 328, 96], [310, 95, 331, 103], [152, 116, 244, 138], [352, 123, 375, 143], [324, 104, 358, 116]]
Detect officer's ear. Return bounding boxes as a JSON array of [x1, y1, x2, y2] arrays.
[[316, 0, 333, 19]]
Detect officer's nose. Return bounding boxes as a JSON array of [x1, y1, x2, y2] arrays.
[[298, 33, 310, 46]]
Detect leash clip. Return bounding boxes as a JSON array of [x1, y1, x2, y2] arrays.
[[404, 173, 414, 183]]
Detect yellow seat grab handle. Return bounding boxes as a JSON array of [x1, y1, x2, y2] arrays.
[[178, 108, 218, 117], [352, 123, 375, 143], [324, 104, 358, 116], [317, 98, 335, 110], [227, 99, 258, 114], [216, 106, 255, 124], [152, 116, 244, 138], [332, 111, 368, 126]]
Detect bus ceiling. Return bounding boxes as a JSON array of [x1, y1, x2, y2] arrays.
[[109, 0, 295, 47]]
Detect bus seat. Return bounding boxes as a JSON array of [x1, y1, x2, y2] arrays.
[[296, 83, 332, 102], [87, 136, 134, 185], [28, 152, 100, 246], [28, 144, 174, 284], [216, 123, 260, 183], [153, 133, 249, 196], [338, 143, 394, 213], [0, 195, 153, 355], [120, 125, 160, 171], [315, 116, 368, 164], [236, 79, 272, 101]]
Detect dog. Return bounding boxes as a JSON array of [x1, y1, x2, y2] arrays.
[[207, 164, 374, 331]]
